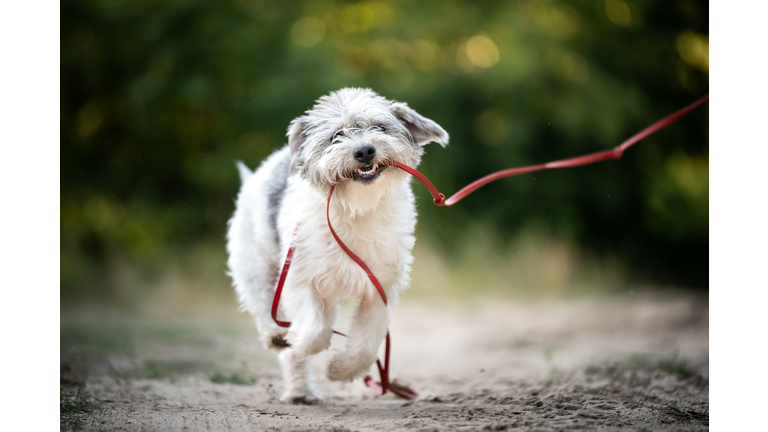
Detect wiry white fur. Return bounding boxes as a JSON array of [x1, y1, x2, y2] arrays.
[[226, 88, 448, 404]]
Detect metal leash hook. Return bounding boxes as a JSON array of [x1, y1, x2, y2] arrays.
[[272, 94, 708, 400]]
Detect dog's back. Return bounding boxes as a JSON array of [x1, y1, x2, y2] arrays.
[[227, 146, 291, 347]]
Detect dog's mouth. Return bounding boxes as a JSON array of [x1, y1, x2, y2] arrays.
[[350, 163, 388, 183]]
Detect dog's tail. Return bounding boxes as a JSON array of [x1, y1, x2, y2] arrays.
[[236, 161, 253, 183]]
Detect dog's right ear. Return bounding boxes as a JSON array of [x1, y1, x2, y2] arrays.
[[287, 116, 308, 156]]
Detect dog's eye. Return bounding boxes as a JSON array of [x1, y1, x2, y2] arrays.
[[332, 130, 344, 141], [373, 125, 387, 133]]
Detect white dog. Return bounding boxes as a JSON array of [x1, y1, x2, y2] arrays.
[[226, 88, 448, 404]]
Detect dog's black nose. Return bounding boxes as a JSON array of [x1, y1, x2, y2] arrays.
[[354, 145, 376, 164]]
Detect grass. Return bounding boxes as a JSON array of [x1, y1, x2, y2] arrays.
[[664, 404, 708, 424], [126, 359, 210, 381], [657, 358, 695, 378], [210, 360, 258, 385], [119, 358, 259, 385], [123, 359, 258, 385], [60, 386, 99, 431], [210, 370, 257, 385], [406, 228, 628, 301], [61, 304, 274, 388]]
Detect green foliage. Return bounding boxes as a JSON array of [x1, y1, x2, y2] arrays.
[[61, 0, 709, 296]]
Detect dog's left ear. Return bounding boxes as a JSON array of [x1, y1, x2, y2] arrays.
[[391, 103, 449, 147], [287, 116, 309, 156]]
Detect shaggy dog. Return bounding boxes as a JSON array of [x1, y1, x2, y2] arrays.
[[227, 88, 448, 404]]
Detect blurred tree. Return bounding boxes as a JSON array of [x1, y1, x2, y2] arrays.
[[61, 0, 709, 297]]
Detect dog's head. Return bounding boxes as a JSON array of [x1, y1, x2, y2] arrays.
[[286, 88, 448, 188]]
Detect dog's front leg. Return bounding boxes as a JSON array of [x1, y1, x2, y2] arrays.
[[278, 348, 322, 404], [284, 286, 336, 355], [327, 296, 388, 382]]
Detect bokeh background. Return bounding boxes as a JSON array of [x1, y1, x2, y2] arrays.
[[60, 0, 709, 307]]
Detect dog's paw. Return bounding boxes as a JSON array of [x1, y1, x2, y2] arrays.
[[260, 328, 290, 350], [280, 391, 323, 405], [326, 350, 374, 382]]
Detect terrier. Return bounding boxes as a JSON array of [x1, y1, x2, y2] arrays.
[[226, 88, 448, 404]]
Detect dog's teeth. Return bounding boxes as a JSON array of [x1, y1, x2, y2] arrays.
[[355, 164, 381, 178]]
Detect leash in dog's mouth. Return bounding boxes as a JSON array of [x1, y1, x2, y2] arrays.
[[351, 163, 388, 182], [275, 94, 709, 401]]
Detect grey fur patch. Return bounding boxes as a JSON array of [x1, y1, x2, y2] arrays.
[[266, 148, 291, 240]]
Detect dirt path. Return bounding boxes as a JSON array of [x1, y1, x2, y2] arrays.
[[61, 291, 708, 431]]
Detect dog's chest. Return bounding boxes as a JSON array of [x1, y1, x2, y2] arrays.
[[277, 179, 417, 299], [285, 209, 413, 300], [308, 221, 407, 293]]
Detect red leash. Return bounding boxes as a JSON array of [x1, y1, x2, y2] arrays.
[[391, 94, 710, 206], [271, 94, 708, 400]]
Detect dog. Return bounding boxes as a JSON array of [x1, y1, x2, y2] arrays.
[[226, 88, 448, 404]]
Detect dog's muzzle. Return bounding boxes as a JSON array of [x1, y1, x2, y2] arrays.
[[350, 145, 389, 183]]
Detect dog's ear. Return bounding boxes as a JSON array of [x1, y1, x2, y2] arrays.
[[391, 102, 449, 147], [287, 116, 309, 155]]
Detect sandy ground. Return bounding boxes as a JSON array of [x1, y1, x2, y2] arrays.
[[61, 291, 708, 431]]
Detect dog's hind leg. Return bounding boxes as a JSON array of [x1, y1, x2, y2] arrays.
[[227, 148, 293, 350], [227, 203, 288, 350], [326, 296, 388, 382], [279, 348, 322, 404]]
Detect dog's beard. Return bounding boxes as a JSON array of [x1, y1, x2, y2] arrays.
[[331, 171, 400, 217]]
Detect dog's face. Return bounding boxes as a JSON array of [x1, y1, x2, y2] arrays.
[[287, 88, 448, 187]]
